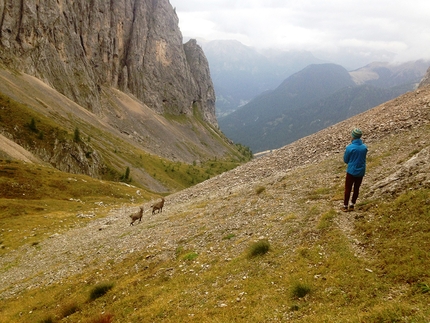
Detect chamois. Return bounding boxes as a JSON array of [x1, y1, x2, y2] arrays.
[[151, 197, 165, 214], [129, 206, 144, 226]]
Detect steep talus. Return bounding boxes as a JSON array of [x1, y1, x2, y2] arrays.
[[1, 86, 429, 300]]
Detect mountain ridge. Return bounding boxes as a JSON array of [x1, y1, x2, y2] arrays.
[[219, 61, 429, 152], [202, 40, 326, 116]]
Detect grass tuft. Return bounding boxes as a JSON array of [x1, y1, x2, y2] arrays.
[[60, 300, 80, 318], [89, 282, 114, 301], [290, 282, 311, 299], [223, 233, 236, 240], [182, 252, 198, 261], [255, 186, 265, 195], [417, 282, 430, 294], [247, 239, 270, 258]]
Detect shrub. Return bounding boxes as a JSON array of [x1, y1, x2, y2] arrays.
[[29, 117, 38, 133], [89, 282, 114, 301], [74, 127, 81, 143], [120, 166, 131, 182], [290, 282, 311, 299], [247, 239, 270, 258]]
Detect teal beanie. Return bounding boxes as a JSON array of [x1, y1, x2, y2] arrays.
[[351, 128, 362, 139]]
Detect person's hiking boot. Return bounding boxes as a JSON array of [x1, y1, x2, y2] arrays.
[[349, 204, 355, 211], [342, 206, 348, 212]]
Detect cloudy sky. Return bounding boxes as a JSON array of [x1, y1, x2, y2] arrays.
[[170, 0, 430, 68]]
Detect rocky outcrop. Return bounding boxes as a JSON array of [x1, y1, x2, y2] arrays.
[[39, 139, 105, 179], [0, 0, 217, 126], [184, 39, 217, 125], [369, 146, 430, 197], [418, 66, 430, 88]]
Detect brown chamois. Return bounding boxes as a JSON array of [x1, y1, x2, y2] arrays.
[[151, 197, 165, 214], [129, 206, 144, 226]]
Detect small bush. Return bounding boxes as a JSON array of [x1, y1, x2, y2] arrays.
[[291, 282, 311, 299], [74, 127, 81, 143], [28, 117, 38, 133], [247, 239, 270, 258], [89, 282, 114, 301], [120, 166, 130, 182]]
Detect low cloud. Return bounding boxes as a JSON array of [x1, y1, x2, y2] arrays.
[[171, 0, 430, 66]]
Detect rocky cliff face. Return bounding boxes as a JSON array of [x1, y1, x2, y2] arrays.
[[184, 39, 217, 125], [0, 0, 217, 126], [419, 66, 430, 88]]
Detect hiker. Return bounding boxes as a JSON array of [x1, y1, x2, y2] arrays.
[[343, 128, 368, 212]]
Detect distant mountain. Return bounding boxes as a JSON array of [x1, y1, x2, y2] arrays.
[[219, 63, 420, 153], [202, 40, 325, 117], [350, 60, 430, 89], [279, 84, 407, 145]]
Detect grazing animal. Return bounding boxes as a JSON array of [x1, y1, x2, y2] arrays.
[[151, 197, 165, 214], [129, 206, 144, 226]]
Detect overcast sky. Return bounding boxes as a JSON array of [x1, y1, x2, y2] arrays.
[[170, 0, 430, 68]]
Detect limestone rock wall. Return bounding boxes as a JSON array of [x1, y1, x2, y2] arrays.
[[184, 39, 217, 125], [0, 0, 217, 126]]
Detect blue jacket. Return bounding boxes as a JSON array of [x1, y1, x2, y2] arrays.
[[344, 139, 368, 177]]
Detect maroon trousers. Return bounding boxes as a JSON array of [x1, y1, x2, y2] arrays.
[[344, 173, 363, 206]]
